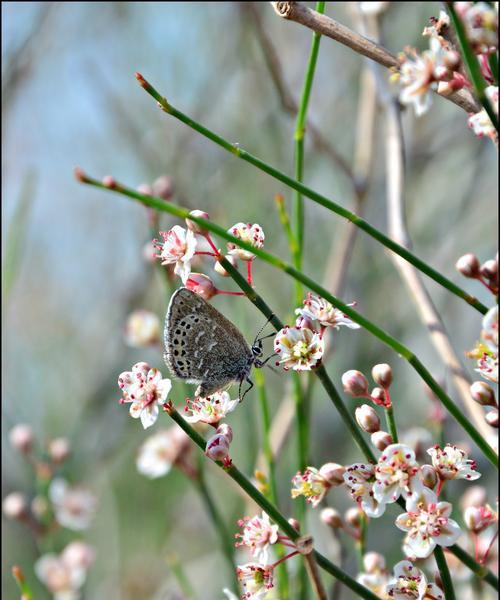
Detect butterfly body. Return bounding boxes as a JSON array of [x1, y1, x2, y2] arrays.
[[164, 288, 255, 397]]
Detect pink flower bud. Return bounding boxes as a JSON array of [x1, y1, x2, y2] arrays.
[[460, 485, 488, 510], [485, 409, 498, 428], [370, 387, 386, 406], [355, 404, 381, 433], [480, 259, 498, 280], [216, 423, 233, 443], [137, 183, 153, 196], [152, 175, 174, 201], [420, 464, 438, 490], [102, 175, 116, 189], [370, 430, 393, 450], [341, 370, 369, 397], [455, 253, 480, 278], [214, 255, 238, 277], [344, 507, 363, 528], [2, 493, 28, 519], [185, 210, 210, 235], [185, 273, 217, 300], [48, 438, 71, 464], [470, 381, 497, 407], [9, 424, 33, 453], [318, 462, 345, 486], [320, 507, 343, 529], [205, 432, 230, 461], [363, 552, 386, 574], [371, 364, 392, 388], [463, 505, 496, 533]]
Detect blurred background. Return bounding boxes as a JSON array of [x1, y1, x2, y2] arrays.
[[2, 2, 498, 599]]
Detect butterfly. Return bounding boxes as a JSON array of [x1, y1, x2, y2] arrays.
[[164, 287, 274, 399]]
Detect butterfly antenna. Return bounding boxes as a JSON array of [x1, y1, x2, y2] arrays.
[[253, 313, 277, 345], [264, 363, 280, 376]]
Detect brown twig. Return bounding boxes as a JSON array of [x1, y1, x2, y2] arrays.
[[270, 1, 480, 113]]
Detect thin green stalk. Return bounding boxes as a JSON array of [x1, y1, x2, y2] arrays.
[[11, 566, 33, 600], [488, 52, 498, 86], [434, 546, 457, 600], [293, 0, 325, 303], [449, 544, 498, 590], [447, 3, 498, 130], [274, 194, 298, 258], [355, 514, 367, 572], [384, 405, 398, 443], [167, 406, 382, 600], [166, 554, 197, 600], [255, 370, 290, 600], [195, 463, 239, 593], [135, 73, 488, 315], [78, 173, 497, 468]]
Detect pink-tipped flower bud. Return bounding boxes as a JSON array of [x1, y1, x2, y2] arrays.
[[102, 175, 116, 189], [288, 518, 301, 532], [363, 552, 386, 574], [470, 381, 497, 407], [370, 387, 386, 406], [355, 404, 381, 433], [460, 485, 488, 510], [318, 463, 345, 487], [455, 253, 480, 278], [2, 493, 28, 520], [480, 259, 498, 281], [9, 424, 33, 453], [320, 507, 343, 529], [420, 464, 439, 490], [214, 255, 238, 277], [345, 507, 363, 529], [185, 210, 210, 235], [152, 175, 174, 201], [48, 438, 71, 464], [216, 423, 233, 443], [137, 183, 153, 196], [341, 370, 369, 397], [485, 409, 498, 428], [463, 505, 497, 533], [371, 364, 393, 389], [185, 273, 217, 301], [370, 430, 393, 450], [205, 431, 231, 462]]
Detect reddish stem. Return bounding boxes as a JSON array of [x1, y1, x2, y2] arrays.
[[384, 388, 392, 408], [247, 260, 253, 285], [436, 478, 444, 497], [203, 234, 221, 258], [271, 550, 300, 568], [473, 531, 480, 562], [215, 290, 246, 297], [195, 251, 218, 257], [480, 528, 499, 564]]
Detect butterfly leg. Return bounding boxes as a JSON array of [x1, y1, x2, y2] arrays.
[[239, 377, 254, 402]]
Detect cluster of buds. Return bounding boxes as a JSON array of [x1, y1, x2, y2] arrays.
[[456, 252, 499, 295], [273, 293, 360, 372], [470, 380, 498, 429]]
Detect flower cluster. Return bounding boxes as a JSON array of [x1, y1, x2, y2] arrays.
[[291, 463, 345, 506], [468, 86, 499, 140], [273, 293, 360, 371]]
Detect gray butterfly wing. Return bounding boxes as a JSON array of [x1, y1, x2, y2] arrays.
[[164, 288, 253, 396]]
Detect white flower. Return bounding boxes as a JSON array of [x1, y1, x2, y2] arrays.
[[274, 326, 324, 371], [35, 542, 95, 600], [291, 467, 331, 507], [395, 488, 461, 558], [386, 560, 443, 600], [373, 444, 424, 505], [427, 444, 481, 481], [205, 424, 233, 462], [236, 512, 279, 563], [295, 293, 360, 330], [456, 2, 498, 51], [476, 352, 498, 383], [227, 222, 265, 261], [137, 430, 176, 478], [49, 479, 96, 531], [124, 310, 160, 347], [118, 362, 172, 429], [155, 225, 197, 283], [236, 563, 274, 599], [482, 305, 498, 352], [343, 463, 387, 518], [184, 391, 240, 425], [468, 109, 497, 139]]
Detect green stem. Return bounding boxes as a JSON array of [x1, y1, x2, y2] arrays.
[[166, 554, 197, 600], [11, 566, 33, 600], [195, 463, 239, 593], [446, 3, 498, 130], [167, 406, 382, 600], [134, 73, 487, 315], [384, 405, 398, 443], [434, 546, 457, 600], [255, 370, 290, 600], [355, 514, 367, 572], [79, 173, 497, 469], [449, 544, 498, 590], [488, 52, 498, 86]]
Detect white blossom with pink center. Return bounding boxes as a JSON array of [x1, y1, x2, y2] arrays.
[[386, 560, 443, 600], [155, 225, 197, 282], [226, 222, 265, 261], [236, 512, 279, 563], [274, 326, 324, 371], [49, 479, 96, 531], [373, 444, 424, 504], [295, 293, 360, 330], [395, 488, 461, 558], [427, 444, 481, 481], [398, 39, 445, 116], [35, 541, 95, 600], [236, 563, 274, 600], [118, 362, 172, 429], [343, 463, 387, 518], [291, 467, 331, 507], [463, 503, 498, 533], [184, 391, 240, 425]]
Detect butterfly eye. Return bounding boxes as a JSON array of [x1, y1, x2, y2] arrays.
[[252, 344, 263, 357]]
